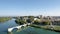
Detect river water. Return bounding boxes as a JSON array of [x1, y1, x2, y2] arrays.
[[0, 19, 60, 34]]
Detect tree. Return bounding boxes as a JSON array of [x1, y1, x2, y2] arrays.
[[27, 18, 32, 23], [42, 20, 50, 25], [15, 19, 27, 25], [27, 16, 34, 23], [34, 20, 41, 24]]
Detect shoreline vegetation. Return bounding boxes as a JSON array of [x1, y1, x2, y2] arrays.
[[0, 17, 11, 22]]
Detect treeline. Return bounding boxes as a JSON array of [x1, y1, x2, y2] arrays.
[[15, 16, 51, 25], [0, 17, 11, 22], [15, 16, 34, 25]]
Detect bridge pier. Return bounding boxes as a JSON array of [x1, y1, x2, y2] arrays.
[[8, 28, 14, 32]]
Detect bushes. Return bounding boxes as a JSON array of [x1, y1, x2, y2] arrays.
[[42, 21, 50, 25], [34, 20, 40, 24], [15, 19, 27, 25], [26, 16, 34, 23], [26, 18, 33, 23], [34, 19, 51, 25], [34, 20, 42, 25]]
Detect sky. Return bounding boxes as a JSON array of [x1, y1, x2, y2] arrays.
[[0, 0, 60, 16]]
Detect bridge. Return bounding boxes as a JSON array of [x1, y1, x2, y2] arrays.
[[8, 23, 31, 32]]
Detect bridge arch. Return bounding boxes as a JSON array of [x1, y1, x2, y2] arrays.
[[12, 28, 18, 32], [21, 26, 25, 28]]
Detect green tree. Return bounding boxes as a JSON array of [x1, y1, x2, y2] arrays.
[[28, 16, 34, 22], [42, 20, 50, 25], [34, 20, 41, 24], [15, 19, 27, 25]]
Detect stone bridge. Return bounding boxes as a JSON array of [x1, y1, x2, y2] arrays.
[[8, 23, 31, 32]]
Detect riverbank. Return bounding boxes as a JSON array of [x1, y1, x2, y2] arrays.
[[30, 24, 60, 33], [0, 17, 11, 22]]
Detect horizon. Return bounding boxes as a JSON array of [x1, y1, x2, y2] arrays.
[[0, 15, 60, 17], [0, 0, 60, 16]]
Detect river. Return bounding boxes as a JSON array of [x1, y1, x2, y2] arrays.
[[0, 19, 60, 34]]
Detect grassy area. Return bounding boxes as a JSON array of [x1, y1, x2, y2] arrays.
[[41, 25, 60, 31], [30, 24, 41, 28], [30, 24, 60, 32], [0, 17, 11, 22], [53, 26, 60, 31]]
